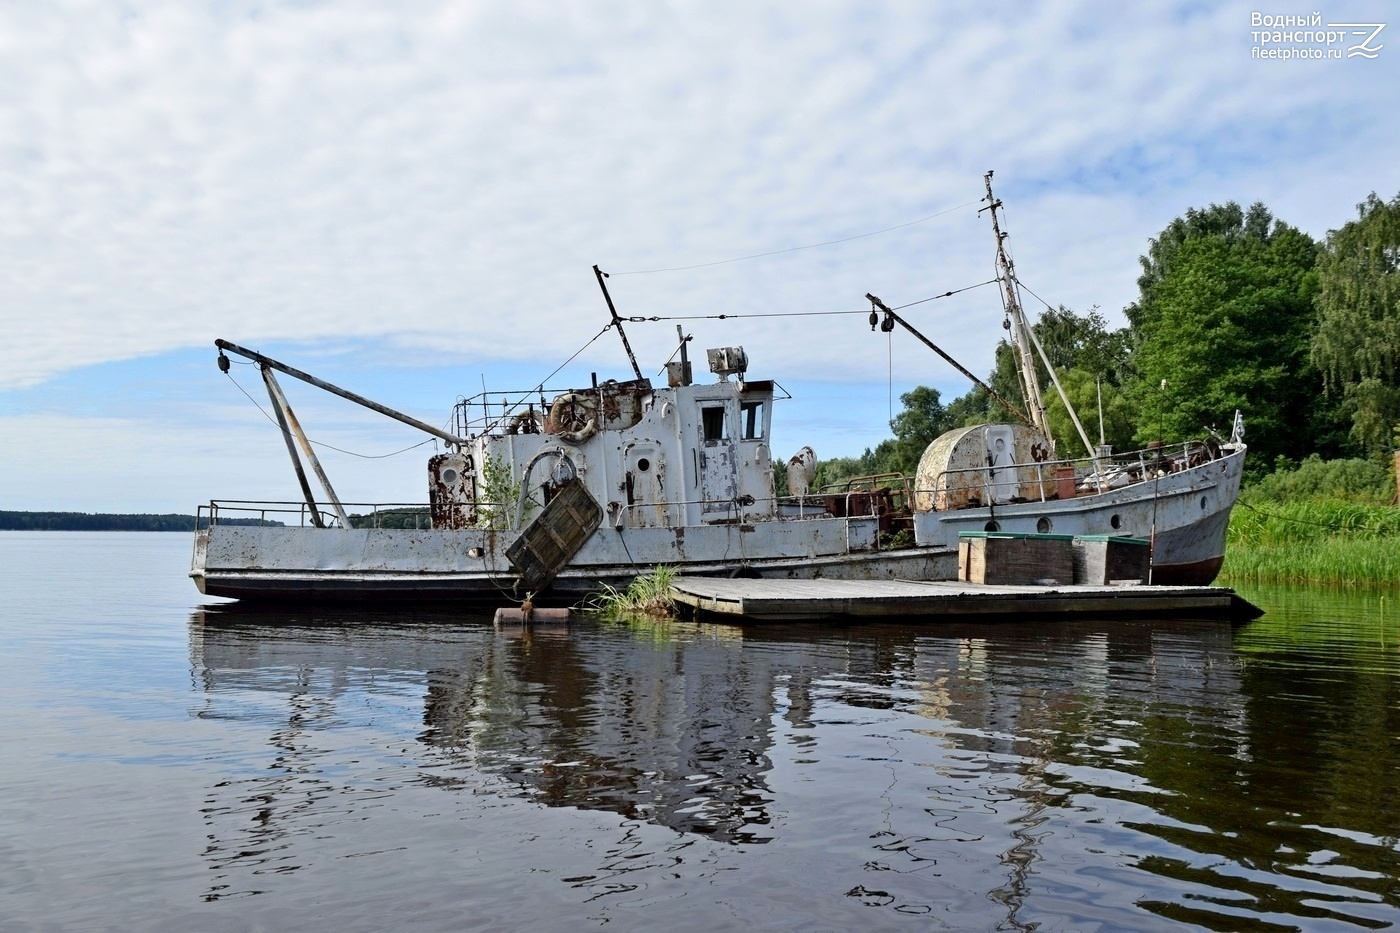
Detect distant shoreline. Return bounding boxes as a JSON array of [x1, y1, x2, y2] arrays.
[[0, 511, 279, 531]]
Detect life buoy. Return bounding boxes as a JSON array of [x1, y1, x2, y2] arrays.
[[506, 410, 543, 435], [549, 393, 598, 444]]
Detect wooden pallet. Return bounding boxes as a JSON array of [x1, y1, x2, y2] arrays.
[[505, 478, 603, 594]]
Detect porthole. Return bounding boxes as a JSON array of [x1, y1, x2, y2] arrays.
[[984, 520, 1000, 532], [441, 468, 459, 485], [1201, 495, 1209, 510], [1036, 517, 1052, 534], [1110, 514, 1122, 530], [637, 457, 651, 472]]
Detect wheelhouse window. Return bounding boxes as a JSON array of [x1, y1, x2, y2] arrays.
[[702, 406, 727, 442], [741, 401, 765, 440]]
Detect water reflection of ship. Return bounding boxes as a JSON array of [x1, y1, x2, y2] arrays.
[[189, 610, 1243, 807], [188, 609, 799, 846], [187, 610, 1249, 917], [420, 623, 781, 844]]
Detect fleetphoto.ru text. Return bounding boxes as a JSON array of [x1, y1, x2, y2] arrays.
[[1251, 11, 1385, 59]]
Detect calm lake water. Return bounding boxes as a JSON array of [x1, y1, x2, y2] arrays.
[[1, 531, 1397, 931]]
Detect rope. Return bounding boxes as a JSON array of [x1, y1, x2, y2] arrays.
[[479, 543, 525, 604], [890, 278, 999, 311], [224, 372, 434, 459], [615, 525, 640, 568], [888, 327, 893, 423], [1013, 276, 1056, 313], [1236, 499, 1363, 531], [540, 322, 614, 384], [480, 323, 617, 434], [628, 307, 868, 322], [621, 279, 998, 324]]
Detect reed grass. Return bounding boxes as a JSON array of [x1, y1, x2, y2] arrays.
[[583, 565, 680, 619], [1222, 500, 1400, 586]]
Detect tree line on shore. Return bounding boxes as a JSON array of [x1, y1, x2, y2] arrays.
[[0, 509, 441, 531], [12, 192, 1399, 539], [0, 511, 283, 531], [808, 189, 1400, 503]]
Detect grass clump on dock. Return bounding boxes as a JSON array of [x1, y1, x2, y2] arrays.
[[1221, 456, 1400, 586], [583, 565, 679, 620]]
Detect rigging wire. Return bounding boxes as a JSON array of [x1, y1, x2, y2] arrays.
[[888, 327, 893, 424], [618, 278, 999, 324], [1012, 276, 1059, 313], [1236, 499, 1367, 532], [478, 322, 618, 434], [628, 308, 867, 321], [223, 268, 991, 451], [223, 371, 435, 459], [888, 278, 1000, 312], [610, 199, 982, 276], [531, 322, 615, 391]]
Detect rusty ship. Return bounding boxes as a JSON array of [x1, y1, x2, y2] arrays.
[[191, 176, 1246, 602]]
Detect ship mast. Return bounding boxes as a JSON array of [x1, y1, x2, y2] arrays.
[[979, 172, 1100, 460], [981, 171, 1052, 445]]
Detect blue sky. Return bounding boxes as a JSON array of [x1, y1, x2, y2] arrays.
[[3, 1, 1397, 512]]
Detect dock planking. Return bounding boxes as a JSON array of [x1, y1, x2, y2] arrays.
[[669, 576, 1262, 622]]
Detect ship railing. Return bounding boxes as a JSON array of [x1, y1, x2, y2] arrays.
[[450, 387, 571, 437], [609, 494, 768, 527], [202, 500, 432, 530], [916, 438, 1225, 510], [774, 493, 837, 518], [612, 491, 865, 525], [813, 472, 912, 518]]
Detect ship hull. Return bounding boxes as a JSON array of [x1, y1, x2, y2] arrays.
[[192, 447, 1243, 604]]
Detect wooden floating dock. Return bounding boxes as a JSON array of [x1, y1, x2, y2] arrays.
[[669, 576, 1262, 623]]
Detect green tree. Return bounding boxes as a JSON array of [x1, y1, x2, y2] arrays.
[[1043, 368, 1136, 454], [811, 455, 868, 491], [1030, 305, 1133, 386], [1124, 202, 1322, 470], [944, 384, 994, 428], [883, 385, 953, 474], [1245, 454, 1394, 504], [948, 304, 1133, 453], [1128, 201, 1275, 328], [812, 386, 956, 487], [1311, 191, 1400, 456], [985, 340, 1023, 413]]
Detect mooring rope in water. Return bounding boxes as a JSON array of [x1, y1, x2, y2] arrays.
[[1235, 499, 1370, 532]]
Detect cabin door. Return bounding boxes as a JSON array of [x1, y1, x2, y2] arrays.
[[624, 442, 669, 527], [984, 424, 1019, 504], [697, 402, 737, 521]]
